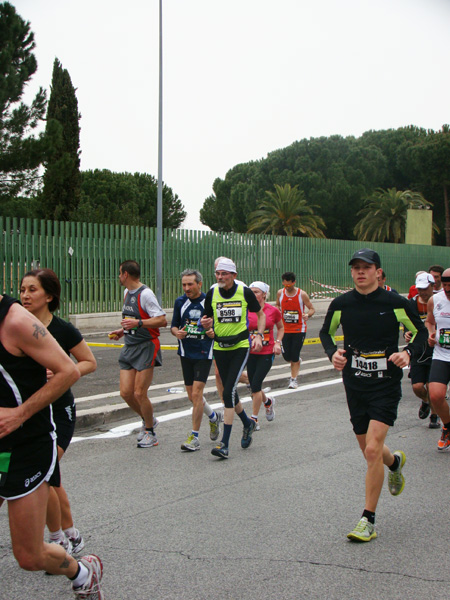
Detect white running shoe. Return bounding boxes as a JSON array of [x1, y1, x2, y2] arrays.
[[288, 378, 298, 389], [72, 554, 105, 598], [265, 396, 276, 421], [137, 417, 159, 442], [209, 409, 223, 441], [67, 529, 85, 555], [181, 433, 201, 451], [137, 431, 158, 448]]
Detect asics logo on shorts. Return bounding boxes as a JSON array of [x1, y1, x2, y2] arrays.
[[24, 471, 42, 487]]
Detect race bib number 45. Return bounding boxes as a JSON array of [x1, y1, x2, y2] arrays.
[[216, 301, 242, 323]]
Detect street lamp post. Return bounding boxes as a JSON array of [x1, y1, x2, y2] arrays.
[[156, 0, 163, 305]]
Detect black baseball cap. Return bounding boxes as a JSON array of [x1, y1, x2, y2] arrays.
[[349, 248, 381, 266]]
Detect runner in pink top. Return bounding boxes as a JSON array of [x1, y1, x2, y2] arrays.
[[247, 282, 284, 428]]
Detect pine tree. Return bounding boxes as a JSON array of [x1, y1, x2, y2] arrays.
[[0, 2, 47, 207], [41, 58, 81, 220]]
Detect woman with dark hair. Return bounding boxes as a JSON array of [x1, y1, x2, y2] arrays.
[[20, 269, 97, 557]]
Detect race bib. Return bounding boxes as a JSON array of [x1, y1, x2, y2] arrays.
[[184, 320, 205, 339], [439, 328, 450, 349], [216, 301, 242, 323], [250, 328, 270, 346], [283, 310, 299, 324], [351, 350, 387, 379]]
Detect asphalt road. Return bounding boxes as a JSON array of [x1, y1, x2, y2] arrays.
[[2, 358, 450, 599]]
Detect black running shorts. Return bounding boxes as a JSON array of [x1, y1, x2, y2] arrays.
[[247, 354, 274, 393], [180, 356, 213, 386], [344, 384, 401, 435], [429, 359, 450, 385], [409, 362, 431, 386], [52, 402, 76, 452], [0, 435, 60, 500], [282, 332, 306, 363]]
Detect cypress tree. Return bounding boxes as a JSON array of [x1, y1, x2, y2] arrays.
[[41, 58, 81, 220]]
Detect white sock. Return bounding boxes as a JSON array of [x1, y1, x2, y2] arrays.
[[49, 528, 65, 543], [72, 562, 89, 588], [203, 399, 214, 418], [64, 526, 78, 539]]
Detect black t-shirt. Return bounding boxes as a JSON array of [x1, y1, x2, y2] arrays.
[[47, 315, 83, 409]]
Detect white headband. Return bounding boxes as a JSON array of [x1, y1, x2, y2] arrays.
[[249, 281, 269, 294], [215, 259, 237, 273]]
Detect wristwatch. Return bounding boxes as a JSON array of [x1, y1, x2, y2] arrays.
[[137, 318, 143, 328]]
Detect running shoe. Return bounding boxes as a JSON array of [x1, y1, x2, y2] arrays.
[[67, 530, 85, 555], [388, 450, 406, 496], [241, 419, 256, 449], [265, 396, 276, 421], [250, 417, 260, 431], [437, 427, 450, 451], [288, 378, 298, 389], [262, 387, 271, 394], [347, 517, 377, 542], [429, 414, 441, 429], [181, 433, 200, 451], [137, 417, 159, 442], [72, 554, 104, 599], [418, 401, 431, 420], [209, 409, 223, 441], [211, 442, 229, 459], [137, 431, 158, 448]]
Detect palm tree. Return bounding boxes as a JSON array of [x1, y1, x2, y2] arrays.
[[247, 183, 326, 238], [353, 188, 438, 243]]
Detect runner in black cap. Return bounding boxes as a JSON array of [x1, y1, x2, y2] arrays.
[[320, 248, 427, 542]]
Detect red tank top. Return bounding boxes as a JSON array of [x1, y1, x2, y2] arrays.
[[280, 288, 306, 333]]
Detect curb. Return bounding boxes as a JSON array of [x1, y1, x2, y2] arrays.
[[75, 361, 337, 432]]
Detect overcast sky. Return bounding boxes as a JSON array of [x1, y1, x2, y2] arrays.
[[13, 0, 450, 230]]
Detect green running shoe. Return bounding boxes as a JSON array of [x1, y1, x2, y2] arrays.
[[347, 517, 377, 542], [181, 433, 200, 451], [388, 450, 406, 496]]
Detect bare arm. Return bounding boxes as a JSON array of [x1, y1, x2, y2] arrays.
[[0, 305, 80, 439], [302, 291, 315, 320], [425, 296, 437, 346], [68, 340, 97, 377], [251, 309, 266, 352], [276, 289, 282, 310], [121, 314, 167, 331], [274, 320, 284, 356]]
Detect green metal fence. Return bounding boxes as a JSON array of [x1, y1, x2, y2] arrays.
[[2, 216, 449, 317]]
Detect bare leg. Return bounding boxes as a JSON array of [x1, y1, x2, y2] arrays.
[[186, 381, 206, 430], [356, 420, 392, 513], [9, 483, 78, 577]]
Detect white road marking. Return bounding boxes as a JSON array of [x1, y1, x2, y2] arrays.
[[72, 377, 342, 443]]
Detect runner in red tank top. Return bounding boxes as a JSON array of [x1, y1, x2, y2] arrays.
[[276, 271, 315, 389]]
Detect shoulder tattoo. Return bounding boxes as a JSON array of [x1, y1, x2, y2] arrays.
[[32, 322, 47, 339]]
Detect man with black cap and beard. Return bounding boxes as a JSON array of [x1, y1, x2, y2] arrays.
[[320, 248, 427, 543]]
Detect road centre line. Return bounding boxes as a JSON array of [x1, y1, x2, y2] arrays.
[[72, 377, 342, 443]]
